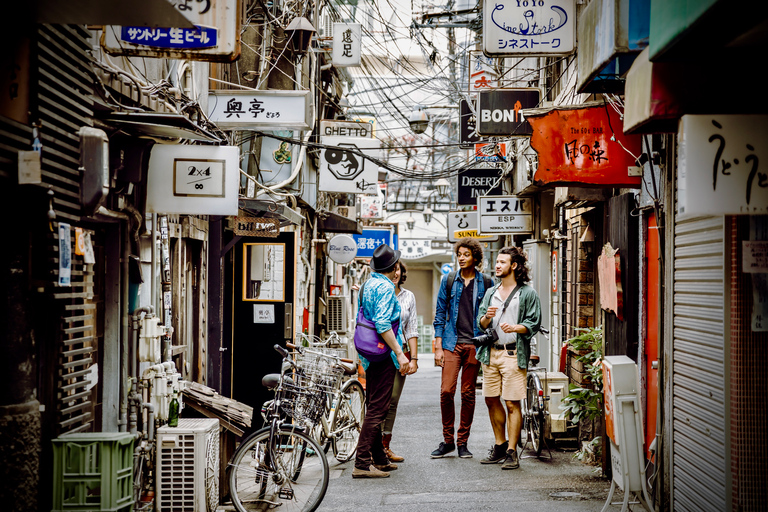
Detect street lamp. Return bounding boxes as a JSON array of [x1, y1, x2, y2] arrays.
[[285, 16, 316, 57], [406, 215, 416, 231], [435, 178, 450, 197], [422, 206, 433, 224], [408, 106, 429, 134]]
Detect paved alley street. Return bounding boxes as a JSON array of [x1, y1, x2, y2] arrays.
[[317, 357, 641, 512]]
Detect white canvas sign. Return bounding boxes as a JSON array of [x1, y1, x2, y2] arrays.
[[318, 136, 380, 194], [146, 145, 239, 215], [483, 0, 576, 57], [678, 115, 768, 216], [208, 90, 311, 130], [332, 23, 362, 67]]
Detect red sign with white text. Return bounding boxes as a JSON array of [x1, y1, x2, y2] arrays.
[[528, 104, 642, 187]]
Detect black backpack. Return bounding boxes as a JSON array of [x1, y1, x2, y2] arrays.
[[446, 270, 495, 299]]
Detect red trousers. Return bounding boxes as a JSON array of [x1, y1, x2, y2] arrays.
[[440, 343, 480, 446]]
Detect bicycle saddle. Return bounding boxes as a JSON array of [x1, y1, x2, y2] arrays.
[[337, 361, 357, 376], [262, 373, 295, 389]]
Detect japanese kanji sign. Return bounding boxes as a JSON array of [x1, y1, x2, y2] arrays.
[[353, 228, 395, 259], [208, 90, 311, 130], [678, 115, 768, 216], [332, 23, 362, 67], [478, 195, 533, 234], [483, 0, 576, 57], [468, 51, 498, 93], [527, 103, 642, 188], [102, 0, 239, 62]]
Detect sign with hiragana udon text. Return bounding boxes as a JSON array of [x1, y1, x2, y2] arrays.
[[483, 0, 576, 57], [208, 90, 311, 130], [678, 115, 768, 216]]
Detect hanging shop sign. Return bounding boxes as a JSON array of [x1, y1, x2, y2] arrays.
[[318, 136, 381, 194], [458, 167, 504, 205], [208, 90, 311, 130], [447, 211, 499, 242], [483, 0, 576, 57], [474, 142, 508, 163], [476, 88, 540, 136], [360, 194, 383, 219], [598, 242, 623, 320], [459, 99, 486, 149], [101, 0, 240, 62], [478, 195, 533, 234], [528, 103, 643, 187], [678, 115, 768, 216], [332, 23, 362, 67], [328, 234, 358, 264], [146, 144, 239, 215], [320, 120, 374, 138], [231, 216, 280, 237], [400, 239, 448, 260], [353, 228, 396, 259], [468, 51, 498, 92]]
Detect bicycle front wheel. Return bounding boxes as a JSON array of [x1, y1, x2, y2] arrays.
[[229, 426, 330, 512], [331, 379, 365, 463], [525, 375, 545, 456]]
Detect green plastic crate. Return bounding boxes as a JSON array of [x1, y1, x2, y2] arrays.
[[52, 432, 134, 512]]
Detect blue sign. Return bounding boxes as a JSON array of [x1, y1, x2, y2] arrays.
[[352, 228, 395, 258], [441, 263, 453, 275], [120, 25, 218, 49]]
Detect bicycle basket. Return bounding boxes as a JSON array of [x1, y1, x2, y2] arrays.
[[280, 384, 326, 424]]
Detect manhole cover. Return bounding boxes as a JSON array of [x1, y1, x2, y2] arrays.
[[550, 492, 582, 498]]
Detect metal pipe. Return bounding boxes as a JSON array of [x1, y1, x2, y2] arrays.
[[120, 225, 131, 432]]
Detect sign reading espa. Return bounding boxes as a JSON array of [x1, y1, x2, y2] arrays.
[[478, 195, 533, 234]]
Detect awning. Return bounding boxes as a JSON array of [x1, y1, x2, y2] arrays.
[[25, 0, 195, 27], [102, 112, 222, 142], [317, 211, 363, 235], [576, 0, 649, 94], [238, 199, 302, 228]]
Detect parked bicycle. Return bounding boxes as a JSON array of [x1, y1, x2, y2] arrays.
[[228, 344, 330, 512], [290, 342, 366, 463]]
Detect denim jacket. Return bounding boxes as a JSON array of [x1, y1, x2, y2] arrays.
[[433, 269, 491, 352], [359, 272, 404, 370]]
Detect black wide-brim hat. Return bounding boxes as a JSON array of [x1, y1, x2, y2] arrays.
[[369, 244, 401, 272]]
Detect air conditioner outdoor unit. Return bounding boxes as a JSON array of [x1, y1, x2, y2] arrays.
[[156, 418, 220, 512], [319, 14, 334, 39], [327, 295, 349, 334]]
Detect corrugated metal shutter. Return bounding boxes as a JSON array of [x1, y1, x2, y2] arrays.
[[672, 214, 726, 511]]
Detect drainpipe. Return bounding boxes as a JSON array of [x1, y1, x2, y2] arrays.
[[307, 228, 327, 340]]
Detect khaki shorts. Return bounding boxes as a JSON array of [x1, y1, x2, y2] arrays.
[[482, 347, 527, 401]]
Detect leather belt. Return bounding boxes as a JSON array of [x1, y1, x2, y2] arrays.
[[493, 342, 516, 351]]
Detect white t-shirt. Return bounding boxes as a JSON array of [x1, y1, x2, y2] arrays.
[[490, 286, 521, 345]]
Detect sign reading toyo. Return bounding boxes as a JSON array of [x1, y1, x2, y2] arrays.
[[328, 234, 358, 264]]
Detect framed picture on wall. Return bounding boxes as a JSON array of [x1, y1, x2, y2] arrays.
[[242, 243, 286, 302]]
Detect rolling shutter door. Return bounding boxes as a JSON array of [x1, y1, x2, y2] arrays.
[[672, 214, 726, 511]]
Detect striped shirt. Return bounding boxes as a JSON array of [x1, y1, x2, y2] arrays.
[[396, 287, 419, 346]]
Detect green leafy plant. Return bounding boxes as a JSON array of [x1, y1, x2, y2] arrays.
[[561, 326, 604, 423]]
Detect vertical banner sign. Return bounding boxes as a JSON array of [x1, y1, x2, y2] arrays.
[[58, 223, 72, 286], [459, 99, 484, 148], [678, 115, 768, 216], [483, 0, 576, 57], [332, 23, 362, 67], [468, 51, 498, 92]]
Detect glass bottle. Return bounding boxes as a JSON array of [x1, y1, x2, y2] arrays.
[[168, 391, 179, 427]]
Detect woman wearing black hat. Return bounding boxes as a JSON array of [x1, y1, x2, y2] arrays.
[[352, 244, 410, 479]]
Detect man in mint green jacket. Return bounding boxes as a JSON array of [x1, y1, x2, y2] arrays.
[[476, 246, 541, 470]]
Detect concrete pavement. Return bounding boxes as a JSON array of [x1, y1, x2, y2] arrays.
[[317, 354, 647, 512]]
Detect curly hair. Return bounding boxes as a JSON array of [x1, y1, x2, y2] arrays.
[[455, 238, 484, 268], [397, 260, 408, 285], [499, 246, 530, 283]]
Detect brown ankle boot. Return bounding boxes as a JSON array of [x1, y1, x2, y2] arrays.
[[382, 433, 405, 462]]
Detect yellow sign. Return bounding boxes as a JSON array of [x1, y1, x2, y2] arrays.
[[453, 229, 496, 240]]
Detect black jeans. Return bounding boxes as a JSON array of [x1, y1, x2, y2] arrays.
[[354, 358, 396, 470]]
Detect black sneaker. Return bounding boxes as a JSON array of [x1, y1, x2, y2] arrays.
[[502, 449, 520, 470], [457, 444, 473, 458], [430, 442, 456, 458], [480, 441, 509, 464]]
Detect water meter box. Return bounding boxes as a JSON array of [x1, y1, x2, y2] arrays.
[[52, 432, 134, 512], [603, 355, 644, 493]]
